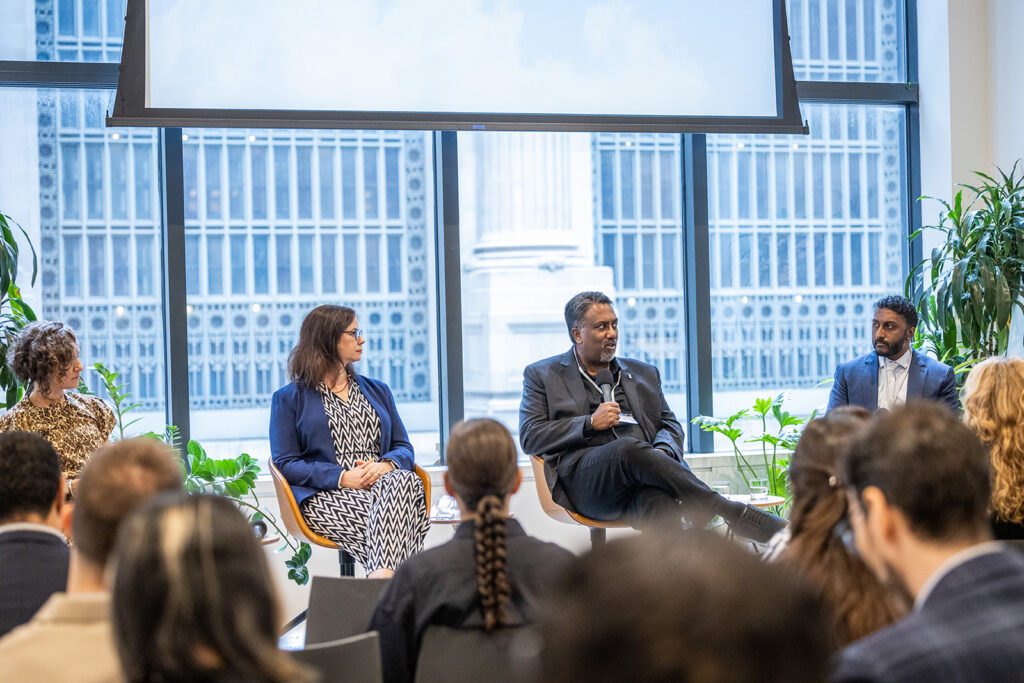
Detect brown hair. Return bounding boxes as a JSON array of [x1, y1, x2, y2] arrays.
[[7, 320, 78, 397], [539, 528, 831, 683], [288, 304, 357, 389], [72, 437, 184, 567], [445, 418, 519, 631], [780, 406, 905, 648], [112, 494, 312, 683], [963, 356, 1024, 524]]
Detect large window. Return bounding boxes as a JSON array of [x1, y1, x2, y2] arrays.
[[0, 86, 167, 428], [182, 129, 440, 466], [2, 0, 921, 457]]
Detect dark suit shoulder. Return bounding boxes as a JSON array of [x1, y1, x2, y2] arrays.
[[524, 350, 575, 373]]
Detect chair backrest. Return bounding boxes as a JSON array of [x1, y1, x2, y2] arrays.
[[290, 631, 382, 683], [306, 576, 392, 645], [414, 626, 528, 683], [268, 460, 341, 549]]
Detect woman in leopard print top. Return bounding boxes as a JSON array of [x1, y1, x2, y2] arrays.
[[0, 321, 115, 479]]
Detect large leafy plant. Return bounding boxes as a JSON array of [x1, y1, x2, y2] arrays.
[[907, 162, 1024, 371], [90, 363, 313, 585], [691, 393, 816, 515], [0, 212, 38, 408]]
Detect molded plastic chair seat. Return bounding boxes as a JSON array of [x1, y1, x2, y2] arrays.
[[414, 625, 527, 683], [529, 455, 629, 547], [305, 576, 392, 645], [290, 630, 383, 683]]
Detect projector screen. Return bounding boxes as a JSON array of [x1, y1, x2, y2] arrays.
[[109, 0, 804, 133]]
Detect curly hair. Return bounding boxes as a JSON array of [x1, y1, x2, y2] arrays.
[[7, 321, 79, 397], [445, 418, 519, 631], [963, 356, 1024, 524], [780, 406, 906, 648], [873, 295, 918, 329]]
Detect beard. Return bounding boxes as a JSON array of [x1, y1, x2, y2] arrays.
[[600, 348, 616, 363], [874, 338, 907, 359]]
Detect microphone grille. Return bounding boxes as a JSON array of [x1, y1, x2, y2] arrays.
[[595, 369, 614, 386]]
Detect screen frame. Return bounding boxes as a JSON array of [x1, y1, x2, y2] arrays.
[[109, 0, 806, 134]]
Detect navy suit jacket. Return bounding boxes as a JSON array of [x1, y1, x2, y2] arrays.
[[833, 549, 1024, 682], [519, 349, 685, 507], [826, 350, 958, 414], [0, 528, 69, 637], [269, 377, 414, 506]]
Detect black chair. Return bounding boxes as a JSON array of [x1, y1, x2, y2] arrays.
[[290, 631, 382, 683], [305, 576, 392, 646], [414, 625, 531, 683]]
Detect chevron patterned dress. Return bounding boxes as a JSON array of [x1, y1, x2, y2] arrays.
[[300, 383, 430, 572]]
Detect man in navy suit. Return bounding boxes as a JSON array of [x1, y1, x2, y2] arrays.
[[0, 432, 69, 637], [520, 291, 784, 542], [826, 295, 958, 413], [833, 403, 1024, 681]]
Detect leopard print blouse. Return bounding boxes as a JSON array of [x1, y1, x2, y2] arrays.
[[0, 391, 116, 479]]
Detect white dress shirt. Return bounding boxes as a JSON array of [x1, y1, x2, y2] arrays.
[[876, 346, 912, 411]]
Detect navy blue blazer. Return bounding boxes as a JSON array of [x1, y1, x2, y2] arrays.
[[269, 377, 415, 506], [826, 350, 958, 414], [832, 549, 1024, 682], [0, 528, 69, 637]]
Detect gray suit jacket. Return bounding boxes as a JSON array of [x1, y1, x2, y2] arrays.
[[826, 350, 958, 414], [519, 349, 685, 506], [832, 549, 1024, 682]]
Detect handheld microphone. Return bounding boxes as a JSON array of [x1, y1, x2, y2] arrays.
[[595, 369, 615, 403]]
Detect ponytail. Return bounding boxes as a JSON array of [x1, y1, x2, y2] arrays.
[[473, 494, 510, 631]]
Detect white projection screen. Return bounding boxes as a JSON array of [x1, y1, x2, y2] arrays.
[[109, 0, 805, 133]]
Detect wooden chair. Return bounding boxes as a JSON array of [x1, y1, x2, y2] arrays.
[[289, 631, 383, 683], [529, 455, 629, 547], [269, 460, 432, 576]]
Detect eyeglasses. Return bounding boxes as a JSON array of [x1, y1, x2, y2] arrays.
[[341, 329, 364, 340]]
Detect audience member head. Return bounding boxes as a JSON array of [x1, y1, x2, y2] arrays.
[[871, 295, 917, 360], [288, 304, 358, 388], [962, 356, 1024, 524], [111, 493, 309, 683], [841, 402, 992, 594], [7, 320, 81, 399], [563, 291, 612, 342], [72, 437, 183, 570], [781, 406, 905, 647], [0, 431, 63, 526], [444, 418, 522, 631], [539, 528, 830, 683]]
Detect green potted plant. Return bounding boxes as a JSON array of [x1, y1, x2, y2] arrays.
[[90, 363, 313, 585], [906, 162, 1024, 379], [0, 212, 38, 408], [691, 393, 815, 516]]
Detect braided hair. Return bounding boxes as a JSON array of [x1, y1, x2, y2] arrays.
[[445, 418, 519, 631]]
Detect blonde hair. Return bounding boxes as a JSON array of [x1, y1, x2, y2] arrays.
[[963, 356, 1024, 524]]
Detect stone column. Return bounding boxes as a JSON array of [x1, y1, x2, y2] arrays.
[[460, 132, 613, 428]]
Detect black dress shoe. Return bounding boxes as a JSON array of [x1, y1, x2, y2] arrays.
[[726, 505, 787, 544]]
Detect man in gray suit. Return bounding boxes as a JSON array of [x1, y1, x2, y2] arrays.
[[834, 402, 1024, 681], [519, 291, 784, 542], [826, 295, 958, 413]]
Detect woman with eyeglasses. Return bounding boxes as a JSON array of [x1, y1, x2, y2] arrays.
[[270, 305, 429, 577]]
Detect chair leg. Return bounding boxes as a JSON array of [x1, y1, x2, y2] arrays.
[[589, 527, 607, 548], [338, 549, 356, 577]]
